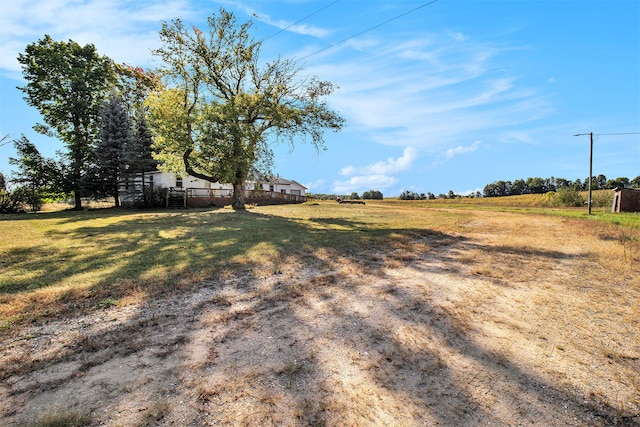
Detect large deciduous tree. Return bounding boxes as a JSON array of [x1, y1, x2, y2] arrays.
[[17, 35, 114, 210], [148, 8, 344, 209]]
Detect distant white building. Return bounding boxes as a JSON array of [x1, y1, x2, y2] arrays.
[[120, 171, 307, 207]]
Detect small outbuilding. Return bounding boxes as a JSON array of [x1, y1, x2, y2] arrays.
[[611, 188, 640, 213]]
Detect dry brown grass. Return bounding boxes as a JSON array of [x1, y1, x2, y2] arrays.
[[0, 203, 638, 426]]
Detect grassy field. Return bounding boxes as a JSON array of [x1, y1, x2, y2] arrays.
[[1, 202, 467, 326], [0, 198, 638, 426]]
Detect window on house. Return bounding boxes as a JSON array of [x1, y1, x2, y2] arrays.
[[281, 189, 287, 194], [269, 184, 274, 192], [175, 177, 183, 188]]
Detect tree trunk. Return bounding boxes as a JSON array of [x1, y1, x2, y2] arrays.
[[141, 171, 146, 207], [74, 190, 83, 210], [231, 182, 246, 210]]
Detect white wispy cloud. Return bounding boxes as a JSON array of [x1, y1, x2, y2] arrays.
[[0, 0, 195, 75], [303, 178, 327, 192], [332, 174, 397, 194], [444, 140, 481, 159], [308, 29, 550, 154], [340, 147, 417, 176], [330, 147, 417, 194], [220, 0, 332, 38]]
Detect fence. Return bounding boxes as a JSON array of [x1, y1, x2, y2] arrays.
[[166, 188, 306, 208]]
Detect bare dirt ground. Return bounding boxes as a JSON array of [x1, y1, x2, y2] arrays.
[[1, 210, 638, 426]]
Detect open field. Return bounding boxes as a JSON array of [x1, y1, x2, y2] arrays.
[[1, 200, 639, 426]]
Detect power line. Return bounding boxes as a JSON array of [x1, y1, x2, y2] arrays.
[[298, 0, 440, 61], [262, 1, 339, 43], [595, 132, 640, 136], [0, 135, 11, 148]]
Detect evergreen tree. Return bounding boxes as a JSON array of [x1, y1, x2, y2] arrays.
[[90, 95, 132, 206], [123, 108, 158, 206]]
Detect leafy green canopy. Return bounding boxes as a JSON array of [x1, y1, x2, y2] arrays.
[[148, 8, 345, 209], [8, 136, 68, 210], [17, 35, 114, 209]]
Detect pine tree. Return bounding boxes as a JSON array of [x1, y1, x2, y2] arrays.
[[90, 94, 132, 207], [122, 108, 157, 207]]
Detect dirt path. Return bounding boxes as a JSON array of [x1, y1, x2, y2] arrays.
[[1, 211, 638, 426]]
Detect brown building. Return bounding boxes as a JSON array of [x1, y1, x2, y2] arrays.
[[611, 188, 640, 213]]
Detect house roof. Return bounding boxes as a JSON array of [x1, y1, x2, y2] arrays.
[[272, 177, 307, 189]]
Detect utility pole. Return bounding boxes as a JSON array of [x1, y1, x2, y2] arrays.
[[574, 132, 594, 214]]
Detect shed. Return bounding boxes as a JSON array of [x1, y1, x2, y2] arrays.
[[611, 188, 640, 213]]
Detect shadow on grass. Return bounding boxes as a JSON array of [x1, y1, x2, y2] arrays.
[[0, 207, 636, 425], [0, 207, 453, 317]]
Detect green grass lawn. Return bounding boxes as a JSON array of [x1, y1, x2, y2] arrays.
[[0, 203, 465, 321], [1, 197, 637, 330]]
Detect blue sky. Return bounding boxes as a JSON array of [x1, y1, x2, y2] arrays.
[[1, 0, 638, 196]]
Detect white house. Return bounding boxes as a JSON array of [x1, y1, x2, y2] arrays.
[[121, 170, 307, 206]]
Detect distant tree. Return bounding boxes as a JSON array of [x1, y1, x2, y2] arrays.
[[511, 179, 526, 195], [525, 177, 546, 194], [632, 176, 640, 189], [8, 136, 67, 211], [595, 174, 607, 190], [399, 190, 421, 200], [17, 35, 115, 210], [0, 172, 5, 191], [350, 192, 360, 200], [362, 190, 383, 200], [606, 177, 630, 189], [427, 192, 435, 200], [544, 177, 556, 192], [554, 177, 572, 190], [148, 9, 344, 210]]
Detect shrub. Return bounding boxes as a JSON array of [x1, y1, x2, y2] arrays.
[[592, 190, 614, 208], [0, 188, 29, 213], [553, 188, 584, 207]]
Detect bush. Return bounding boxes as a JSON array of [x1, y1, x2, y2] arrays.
[[592, 190, 614, 208], [0, 187, 34, 213], [553, 188, 584, 207]]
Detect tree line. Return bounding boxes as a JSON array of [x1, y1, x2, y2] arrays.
[[2, 8, 343, 212], [482, 175, 640, 198], [305, 174, 639, 206], [309, 190, 384, 201]]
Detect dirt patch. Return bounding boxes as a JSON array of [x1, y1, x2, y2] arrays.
[[1, 211, 638, 426]]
